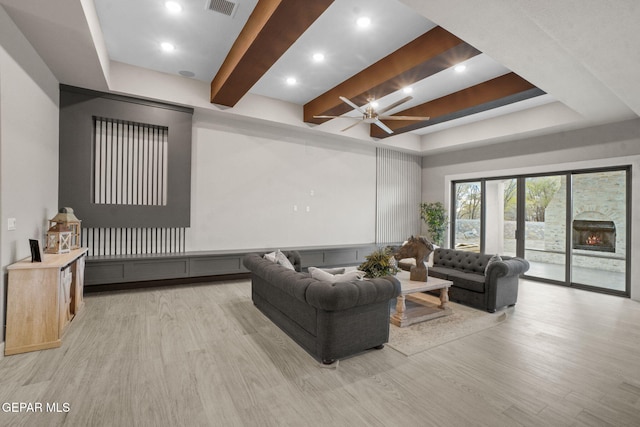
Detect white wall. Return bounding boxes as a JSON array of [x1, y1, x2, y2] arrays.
[[187, 117, 377, 251], [0, 6, 60, 344], [421, 118, 640, 300]]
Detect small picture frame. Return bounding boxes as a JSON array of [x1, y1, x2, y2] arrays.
[[29, 239, 43, 262]]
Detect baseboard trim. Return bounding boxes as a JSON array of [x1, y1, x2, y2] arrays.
[[84, 273, 250, 293]]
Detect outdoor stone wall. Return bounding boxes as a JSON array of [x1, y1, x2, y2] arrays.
[[539, 171, 626, 272]]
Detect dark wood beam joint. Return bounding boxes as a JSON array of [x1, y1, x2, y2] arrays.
[[370, 73, 543, 138], [211, 0, 334, 107], [304, 26, 480, 124]]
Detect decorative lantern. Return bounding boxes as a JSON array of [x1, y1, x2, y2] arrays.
[[45, 223, 72, 254], [48, 207, 82, 249]]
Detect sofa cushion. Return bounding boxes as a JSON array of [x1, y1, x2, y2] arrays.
[[427, 266, 451, 280], [446, 271, 486, 293]]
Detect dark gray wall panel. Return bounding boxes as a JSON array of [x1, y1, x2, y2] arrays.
[[59, 85, 193, 228], [189, 256, 244, 275], [129, 259, 189, 280], [85, 245, 379, 286]]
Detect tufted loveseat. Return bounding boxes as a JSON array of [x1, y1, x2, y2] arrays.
[[428, 248, 530, 312], [243, 251, 401, 364]]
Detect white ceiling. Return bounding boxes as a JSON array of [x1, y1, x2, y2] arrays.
[[1, 0, 638, 154]]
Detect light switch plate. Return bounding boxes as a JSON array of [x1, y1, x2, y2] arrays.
[[7, 218, 16, 231]]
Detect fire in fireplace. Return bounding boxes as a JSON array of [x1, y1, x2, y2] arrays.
[[572, 220, 616, 252]]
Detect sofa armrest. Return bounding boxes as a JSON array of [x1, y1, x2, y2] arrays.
[[305, 276, 401, 311], [486, 258, 530, 280]]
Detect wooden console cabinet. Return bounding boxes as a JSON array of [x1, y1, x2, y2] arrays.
[[5, 248, 88, 355]]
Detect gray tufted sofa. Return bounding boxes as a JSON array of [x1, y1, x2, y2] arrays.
[[428, 248, 530, 312], [243, 251, 401, 364]]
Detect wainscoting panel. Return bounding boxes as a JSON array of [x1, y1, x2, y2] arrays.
[[376, 148, 422, 244]]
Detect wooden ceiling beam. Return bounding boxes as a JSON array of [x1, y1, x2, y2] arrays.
[[210, 0, 334, 107], [370, 72, 542, 138], [304, 26, 480, 124]]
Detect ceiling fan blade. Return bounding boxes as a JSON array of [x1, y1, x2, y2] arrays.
[[341, 120, 365, 132], [376, 96, 413, 115], [339, 96, 366, 114], [373, 119, 393, 134], [378, 115, 430, 121], [313, 115, 343, 119]]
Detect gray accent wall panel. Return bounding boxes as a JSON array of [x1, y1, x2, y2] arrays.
[[59, 85, 193, 228]]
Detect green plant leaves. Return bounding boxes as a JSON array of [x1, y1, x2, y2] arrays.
[[358, 247, 399, 278]]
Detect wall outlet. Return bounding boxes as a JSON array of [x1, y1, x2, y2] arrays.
[[7, 218, 16, 231]]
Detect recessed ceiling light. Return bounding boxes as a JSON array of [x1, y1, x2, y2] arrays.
[[286, 77, 297, 85], [161, 42, 175, 52], [165, 1, 182, 13], [179, 70, 195, 78], [454, 64, 467, 72], [356, 16, 371, 28], [312, 52, 325, 62], [370, 101, 379, 108], [403, 87, 413, 94]]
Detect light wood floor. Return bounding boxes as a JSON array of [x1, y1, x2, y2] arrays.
[[1, 278, 639, 426]]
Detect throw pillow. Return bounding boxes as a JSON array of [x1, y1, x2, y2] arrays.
[[427, 244, 439, 267], [275, 250, 295, 270], [309, 267, 336, 282], [308, 267, 365, 283], [320, 267, 346, 275], [484, 254, 502, 274], [339, 270, 366, 281], [263, 251, 277, 263]]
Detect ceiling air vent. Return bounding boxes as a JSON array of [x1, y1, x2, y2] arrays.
[[206, 0, 238, 17]]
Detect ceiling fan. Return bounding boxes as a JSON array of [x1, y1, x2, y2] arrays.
[[314, 96, 430, 134]]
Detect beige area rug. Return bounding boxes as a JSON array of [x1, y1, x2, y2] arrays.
[[387, 294, 511, 356]]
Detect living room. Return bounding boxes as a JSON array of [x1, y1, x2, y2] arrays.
[[1, 0, 640, 425]]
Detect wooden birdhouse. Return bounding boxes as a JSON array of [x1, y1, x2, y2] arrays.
[[49, 207, 82, 249]]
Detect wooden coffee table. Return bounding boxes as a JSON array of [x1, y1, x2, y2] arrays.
[[390, 270, 453, 327]]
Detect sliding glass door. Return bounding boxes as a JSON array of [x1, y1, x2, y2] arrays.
[[451, 167, 630, 296], [453, 181, 482, 252], [524, 175, 567, 282]]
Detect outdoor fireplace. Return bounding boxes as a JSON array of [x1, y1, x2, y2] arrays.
[[572, 220, 616, 252]]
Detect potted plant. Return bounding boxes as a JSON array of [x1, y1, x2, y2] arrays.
[[358, 247, 399, 278], [419, 202, 448, 246]]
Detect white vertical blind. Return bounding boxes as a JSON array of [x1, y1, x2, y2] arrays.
[[94, 117, 168, 206], [81, 227, 186, 256], [376, 148, 422, 244]]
